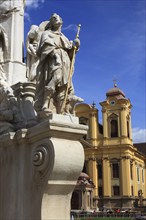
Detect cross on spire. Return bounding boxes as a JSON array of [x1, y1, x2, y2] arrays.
[[113, 79, 118, 87]]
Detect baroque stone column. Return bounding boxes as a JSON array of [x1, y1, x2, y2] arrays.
[[0, 114, 87, 220]]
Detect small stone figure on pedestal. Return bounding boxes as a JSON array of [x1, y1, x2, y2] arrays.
[[26, 25, 41, 82]]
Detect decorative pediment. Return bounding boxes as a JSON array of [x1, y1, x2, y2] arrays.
[[108, 113, 118, 119]]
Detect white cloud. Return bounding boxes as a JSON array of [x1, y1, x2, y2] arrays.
[[24, 0, 45, 21], [24, 12, 30, 21], [25, 0, 44, 8], [132, 127, 146, 143], [62, 24, 78, 32]]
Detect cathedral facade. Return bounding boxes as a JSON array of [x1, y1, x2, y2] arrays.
[[72, 84, 146, 211]]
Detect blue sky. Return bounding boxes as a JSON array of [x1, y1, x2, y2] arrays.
[[24, 0, 146, 143]]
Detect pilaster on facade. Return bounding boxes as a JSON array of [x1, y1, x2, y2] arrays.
[[120, 156, 131, 196], [128, 113, 132, 140], [102, 156, 111, 197], [102, 109, 108, 139], [133, 161, 138, 196], [120, 108, 127, 137], [88, 157, 98, 198], [89, 111, 99, 147]]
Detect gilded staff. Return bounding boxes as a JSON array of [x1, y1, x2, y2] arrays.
[[61, 24, 81, 114], [76, 24, 81, 39]]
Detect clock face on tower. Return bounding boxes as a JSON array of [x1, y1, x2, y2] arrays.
[[110, 100, 116, 106]]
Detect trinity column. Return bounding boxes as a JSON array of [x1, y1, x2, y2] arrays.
[[0, 2, 86, 219], [0, 0, 26, 85]]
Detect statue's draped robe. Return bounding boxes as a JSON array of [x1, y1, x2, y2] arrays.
[[35, 29, 74, 110]]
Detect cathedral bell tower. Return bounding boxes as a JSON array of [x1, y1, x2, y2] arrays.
[[99, 83, 134, 207], [100, 83, 133, 146]]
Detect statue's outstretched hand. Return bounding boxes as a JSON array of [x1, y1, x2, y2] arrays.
[[73, 38, 80, 50]]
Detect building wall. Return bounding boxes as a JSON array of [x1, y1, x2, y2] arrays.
[[75, 95, 146, 210]]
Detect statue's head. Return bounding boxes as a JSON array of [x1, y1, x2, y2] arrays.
[[46, 13, 63, 30]]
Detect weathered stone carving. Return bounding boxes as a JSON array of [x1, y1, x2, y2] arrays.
[[0, 0, 24, 17], [26, 25, 41, 82], [33, 13, 83, 116], [0, 25, 8, 63], [12, 82, 37, 128], [0, 0, 26, 85], [0, 115, 87, 220], [33, 144, 51, 174], [0, 92, 15, 134], [65, 94, 84, 115], [0, 4, 87, 219], [0, 64, 22, 134], [0, 63, 9, 88]]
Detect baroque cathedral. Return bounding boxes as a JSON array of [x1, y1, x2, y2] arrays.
[[71, 83, 146, 211]]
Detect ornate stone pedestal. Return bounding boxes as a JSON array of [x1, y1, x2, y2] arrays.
[[0, 114, 87, 220]]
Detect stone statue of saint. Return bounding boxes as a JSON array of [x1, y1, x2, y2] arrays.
[[34, 13, 81, 115], [26, 25, 40, 82]]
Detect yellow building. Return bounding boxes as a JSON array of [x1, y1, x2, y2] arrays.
[[72, 83, 146, 211]]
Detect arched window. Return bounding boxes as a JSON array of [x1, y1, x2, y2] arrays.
[[127, 120, 130, 138], [111, 119, 118, 137], [112, 163, 119, 178]]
